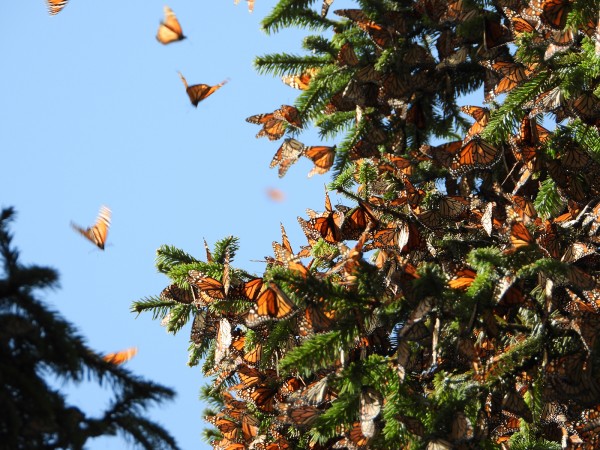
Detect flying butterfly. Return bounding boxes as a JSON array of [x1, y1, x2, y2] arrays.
[[178, 72, 228, 107], [46, 0, 68, 15], [71, 205, 111, 250], [270, 138, 305, 177], [303, 145, 336, 177], [103, 347, 138, 365], [156, 6, 185, 44], [234, 0, 255, 13]]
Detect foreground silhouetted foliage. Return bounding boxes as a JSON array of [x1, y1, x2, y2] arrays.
[[0, 207, 179, 450], [135, 0, 600, 448]]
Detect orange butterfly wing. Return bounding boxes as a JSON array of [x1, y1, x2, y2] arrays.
[[178, 73, 228, 106], [71, 205, 111, 250], [103, 347, 138, 365], [156, 6, 185, 44], [46, 0, 68, 15]]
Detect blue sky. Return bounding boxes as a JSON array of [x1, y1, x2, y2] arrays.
[[0, 1, 341, 448]]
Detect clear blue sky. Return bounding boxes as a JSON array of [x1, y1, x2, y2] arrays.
[[0, 1, 342, 448]]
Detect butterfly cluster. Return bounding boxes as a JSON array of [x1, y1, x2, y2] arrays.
[[128, 0, 600, 448]]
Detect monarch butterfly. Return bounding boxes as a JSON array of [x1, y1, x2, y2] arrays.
[[337, 42, 359, 66], [449, 411, 473, 441], [214, 319, 232, 365], [512, 195, 537, 221], [436, 47, 468, 69], [299, 299, 335, 336], [103, 347, 138, 365], [231, 334, 263, 366], [160, 284, 195, 304], [287, 405, 321, 427], [190, 310, 219, 345], [491, 416, 521, 443], [270, 138, 305, 177], [510, 222, 535, 249], [502, 390, 533, 422], [237, 381, 278, 413], [482, 60, 535, 97], [156, 6, 185, 45], [448, 268, 477, 290], [71, 205, 111, 250], [484, 16, 513, 49], [281, 68, 319, 90], [205, 415, 240, 441], [481, 201, 495, 236], [266, 187, 285, 202], [569, 92, 600, 120], [503, 8, 538, 35], [187, 270, 225, 303], [304, 145, 336, 177], [451, 137, 501, 175], [539, 0, 571, 30], [420, 140, 462, 169], [543, 29, 575, 59], [527, 86, 567, 118], [439, 196, 469, 218], [307, 192, 344, 243], [178, 73, 228, 107], [245, 282, 296, 327], [561, 144, 591, 171], [234, 0, 254, 13], [246, 105, 302, 140], [360, 387, 382, 438], [321, 0, 334, 17], [340, 202, 378, 240], [334, 9, 392, 49], [462, 105, 490, 138], [46, 0, 68, 15], [366, 224, 409, 251], [234, 365, 274, 390]]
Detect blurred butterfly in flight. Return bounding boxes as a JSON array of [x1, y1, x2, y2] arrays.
[[71, 205, 111, 250], [156, 6, 185, 44]]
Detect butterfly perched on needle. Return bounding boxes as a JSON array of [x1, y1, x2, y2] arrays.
[[46, 0, 68, 15], [71, 205, 111, 250], [156, 6, 185, 44], [178, 72, 229, 107]]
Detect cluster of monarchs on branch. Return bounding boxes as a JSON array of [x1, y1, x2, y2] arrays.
[[139, 0, 600, 448]]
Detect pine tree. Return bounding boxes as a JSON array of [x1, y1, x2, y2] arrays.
[[135, 0, 600, 448], [0, 207, 180, 450]]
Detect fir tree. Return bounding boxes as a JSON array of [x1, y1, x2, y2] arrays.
[[135, 0, 600, 448], [0, 207, 179, 450]]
